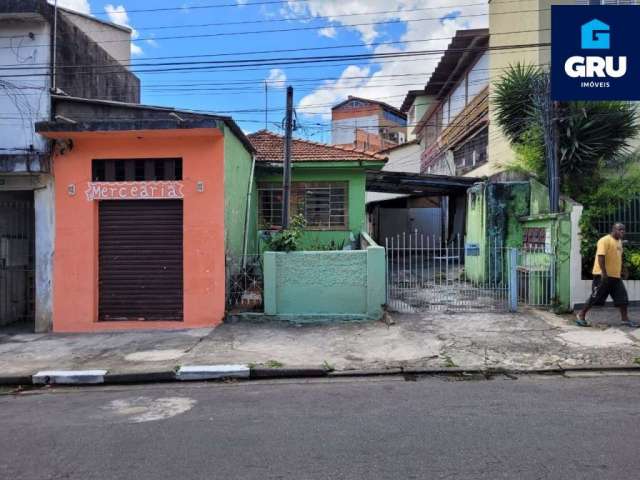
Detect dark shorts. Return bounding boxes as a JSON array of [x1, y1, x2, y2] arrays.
[[586, 276, 629, 307]]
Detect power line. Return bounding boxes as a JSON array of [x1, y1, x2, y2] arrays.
[[2, 1, 491, 38], [0, 9, 549, 54], [0, 42, 549, 78]]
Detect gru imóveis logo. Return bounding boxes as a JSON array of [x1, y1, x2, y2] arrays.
[[581, 19, 610, 49], [552, 6, 639, 101], [564, 18, 626, 79]]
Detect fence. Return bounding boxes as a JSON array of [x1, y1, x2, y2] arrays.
[[385, 232, 556, 313], [225, 254, 264, 313], [517, 246, 555, 308], [594, 194, 640, 247]]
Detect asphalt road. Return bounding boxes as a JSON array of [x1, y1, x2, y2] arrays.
[[1, 374, 639, 480]]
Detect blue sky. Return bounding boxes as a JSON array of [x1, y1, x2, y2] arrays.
[[55, 0, 488, 142]]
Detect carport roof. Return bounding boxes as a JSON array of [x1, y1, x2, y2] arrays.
[[366, 170, 480, 196]]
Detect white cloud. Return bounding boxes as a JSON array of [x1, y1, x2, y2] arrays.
[[48, 0, 91, 14], [105, 4, 143, 56], [297, 65, 370, 118], [130, 43, 143, 56], [236, 0, 249, 5], [318, 26, 337, 39], [266, 68, 287, 89], [286, 0, 488, 119]]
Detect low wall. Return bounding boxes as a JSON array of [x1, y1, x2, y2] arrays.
[[263, 233, 385, 321], [570, 204, 640, 308]]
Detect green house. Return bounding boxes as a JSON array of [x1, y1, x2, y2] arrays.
[[247, 130, 387, 250]]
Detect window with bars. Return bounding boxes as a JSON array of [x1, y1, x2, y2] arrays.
[[92, 159, 182, 181], [258, 182, 348, 230]]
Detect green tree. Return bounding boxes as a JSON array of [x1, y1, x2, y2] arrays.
[[493, 63, 638, 200]]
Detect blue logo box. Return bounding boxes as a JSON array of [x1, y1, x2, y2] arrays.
[[551, 5, 640, 100]]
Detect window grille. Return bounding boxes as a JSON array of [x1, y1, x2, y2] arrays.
[[258, 182, 348, 230]]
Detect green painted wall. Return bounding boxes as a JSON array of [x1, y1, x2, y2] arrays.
[[530, 179, 550, 216], [465, 182, 530, 283], [466, 179, 573, 311], [465, 183, 486, 282], [256, 166, 371, 250], [224, 127, 256, 256], [518, 213, 572, 312], [263, 244, 386, 320]]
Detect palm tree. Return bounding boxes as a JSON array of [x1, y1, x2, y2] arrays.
[[493, 63, 638, 200]]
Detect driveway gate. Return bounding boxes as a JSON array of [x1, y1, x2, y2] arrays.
[[385, 232, 555, 313], [0, 196, 35, 327]]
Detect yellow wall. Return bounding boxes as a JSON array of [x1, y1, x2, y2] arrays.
[[482, 0, 574, 177]]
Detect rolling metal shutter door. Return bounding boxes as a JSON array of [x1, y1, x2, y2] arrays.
[[99, 200, 183, 321]]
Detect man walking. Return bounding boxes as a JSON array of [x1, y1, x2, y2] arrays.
[[577, 223, 637, 327]]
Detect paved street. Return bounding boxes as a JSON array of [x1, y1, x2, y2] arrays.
[[1, 375, 639, 479]]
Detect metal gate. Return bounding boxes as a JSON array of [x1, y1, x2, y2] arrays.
[[385, 232, 555, 313], [0, 197, 35, 327]]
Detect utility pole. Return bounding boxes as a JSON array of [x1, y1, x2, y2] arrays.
[[281, 86, 294, 228], [264, 81, 268, 130], [550, 101, 561, 213], [535, 75, 560, 213]]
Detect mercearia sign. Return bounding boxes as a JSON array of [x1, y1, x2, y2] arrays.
[[551, 5, 640, 101], [85, 181, 184, 201]]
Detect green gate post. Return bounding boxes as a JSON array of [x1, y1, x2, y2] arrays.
[[508, 248, 518, 312]]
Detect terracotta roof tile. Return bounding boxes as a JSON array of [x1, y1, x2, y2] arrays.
[[247, 130, 387, 163]]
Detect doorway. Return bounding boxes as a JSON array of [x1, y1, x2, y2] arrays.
[[0, 191, 35, 332]]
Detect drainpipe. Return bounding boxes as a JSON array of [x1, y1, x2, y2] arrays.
[[52, 0, 58, 91], [242, 153, 257, 268]]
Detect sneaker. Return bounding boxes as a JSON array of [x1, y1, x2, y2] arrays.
[[576, 313, 590, 327], [621, 319, 640, 328]]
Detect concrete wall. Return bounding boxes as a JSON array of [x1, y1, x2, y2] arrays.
[[332, 114, 378, 146], [407, 95, 434, 141], [257, 167, 368, 249], [55, 12, 140, 103], [60, 10, 131, 66], [0, 19, 51, 155], [263, 234, 386, 320], [224, 126, 256, 257]]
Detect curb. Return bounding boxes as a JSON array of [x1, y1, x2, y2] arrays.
[[104, 370, 176, 385], [1, 364, 639, 387], [250, 366, 328, 379]]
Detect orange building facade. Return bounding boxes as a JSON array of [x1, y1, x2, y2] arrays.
[[40, 128, 226, 332]]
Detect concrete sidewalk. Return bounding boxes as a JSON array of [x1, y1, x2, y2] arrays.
[[1, 307, 639, 382]]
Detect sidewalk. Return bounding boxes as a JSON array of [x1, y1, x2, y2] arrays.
[[1, 307, 639, 382]]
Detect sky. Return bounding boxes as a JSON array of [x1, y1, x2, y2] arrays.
[[52, 0, 488, 142]]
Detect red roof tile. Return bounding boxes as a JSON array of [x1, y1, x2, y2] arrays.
[[247, 130, 387, 163]]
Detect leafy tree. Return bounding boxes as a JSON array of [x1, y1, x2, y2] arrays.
[[494, 63, 639, 200]]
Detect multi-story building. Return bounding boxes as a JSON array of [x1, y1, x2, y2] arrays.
[[487, 0, 638, 176], [0, 0, 139, 332], [331, 96, 407, 152], [402, 29, 490, 177]]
